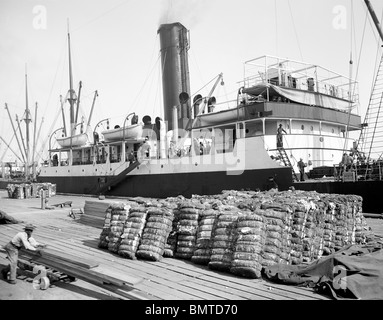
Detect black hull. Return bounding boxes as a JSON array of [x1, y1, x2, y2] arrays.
[[37, 167, 293, 198], [294, 180, 383, 213]]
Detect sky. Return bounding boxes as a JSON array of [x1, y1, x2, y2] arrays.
[[1, 0, 383, 164]]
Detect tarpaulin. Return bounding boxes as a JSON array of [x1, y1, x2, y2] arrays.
[[243, 83, 352, 110], [263, 240, 383, 300], [0, 210, 22, 225]]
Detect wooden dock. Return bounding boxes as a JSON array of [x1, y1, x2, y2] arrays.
[[1, 190, 381, 300]]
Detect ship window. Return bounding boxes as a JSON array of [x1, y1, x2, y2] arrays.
[[301, 125, 305, 130], [332, 128, 335, 133], [214, 126, 236, 153], [245, 121, 263, 137], [310, 126, 313, 131]]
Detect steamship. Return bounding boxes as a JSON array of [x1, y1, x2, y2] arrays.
[[37, 22, 363, 198]]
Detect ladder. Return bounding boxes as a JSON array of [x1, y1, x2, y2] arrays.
[[278, 147, 299, 181], [97, 160, 141, 194], [358, 52, 383, 161]]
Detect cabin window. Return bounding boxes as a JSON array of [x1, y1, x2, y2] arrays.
[[214, 126, 236, 154], [72, 150, 81, 166], [193, 128, 212, 156], [301, 125, 305, 130], [245, 121, 263, 137], [310, 126, 314, 131], [82, 148, 91, 165], [96, 147, 107, 164], [110, 145, 121, 163]]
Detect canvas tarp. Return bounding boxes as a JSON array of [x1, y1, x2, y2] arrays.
[[243, 83, 352, 110], [263, 240, 383, 300]]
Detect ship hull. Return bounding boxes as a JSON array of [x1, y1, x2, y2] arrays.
[[294, 180, 383, 213], [37, 166, 293, 198]]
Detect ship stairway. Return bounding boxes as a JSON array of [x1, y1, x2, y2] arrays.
[[98, 160, 141, 194], [358, 52, 383, 161], [277, 147, 299, 182]]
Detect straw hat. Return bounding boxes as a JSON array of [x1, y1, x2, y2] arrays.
[[24, 224, 36, 231]]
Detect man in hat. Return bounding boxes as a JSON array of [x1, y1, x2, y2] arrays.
[[276, 124, 287, 148], [297, 158, 307, 182], [1, 224, 46, 284]]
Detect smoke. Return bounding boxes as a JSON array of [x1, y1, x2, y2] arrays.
[[158, 0, 213, 29]]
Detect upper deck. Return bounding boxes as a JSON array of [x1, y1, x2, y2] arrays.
[[239, 55, 359, 111]]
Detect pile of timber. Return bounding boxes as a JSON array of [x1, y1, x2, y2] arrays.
[[80, 200, 114, 228], [18, 247, 146, 299], [95, 189, 375, 279]]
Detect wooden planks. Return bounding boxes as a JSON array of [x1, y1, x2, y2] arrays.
[[19, 247, 100, 269], [79, 199, 113, 229]]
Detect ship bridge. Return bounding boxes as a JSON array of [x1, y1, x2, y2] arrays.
[[240, 55, 359, 112]]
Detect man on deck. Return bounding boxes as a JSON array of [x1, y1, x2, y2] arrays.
[[277, 124, 287, 148], [1, 224, 46, 284]]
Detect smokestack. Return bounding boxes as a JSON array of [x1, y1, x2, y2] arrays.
[[158, 22, 191, 131]]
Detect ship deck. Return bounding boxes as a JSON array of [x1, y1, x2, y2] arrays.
[[1, 190, 382, 301]]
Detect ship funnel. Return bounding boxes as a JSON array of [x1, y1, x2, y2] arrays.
[[158, 22, 191, 131]]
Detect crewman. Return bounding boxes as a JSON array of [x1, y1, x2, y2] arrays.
[[1, 224, 46, 284], [297, 158, 307, 181], [277, 124, 287, 148]]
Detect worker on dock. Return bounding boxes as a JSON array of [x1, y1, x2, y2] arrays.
[[297, 158, 307, 181], [2, 224, 46, 284]]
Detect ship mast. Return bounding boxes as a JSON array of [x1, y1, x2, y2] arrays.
[[24, 65, 32, 178], [67, 20, 77, 137]]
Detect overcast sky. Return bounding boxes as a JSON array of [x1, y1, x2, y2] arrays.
[[1, 0, 383, 163]]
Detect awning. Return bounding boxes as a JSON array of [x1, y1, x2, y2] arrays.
[[243, 84, 353, 110]]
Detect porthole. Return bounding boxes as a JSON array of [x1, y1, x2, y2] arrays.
[[332, 128, 334, 133], [310, 126, 313, 131], [301, 125, 305, 130], [319, 137, 324, 142]]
